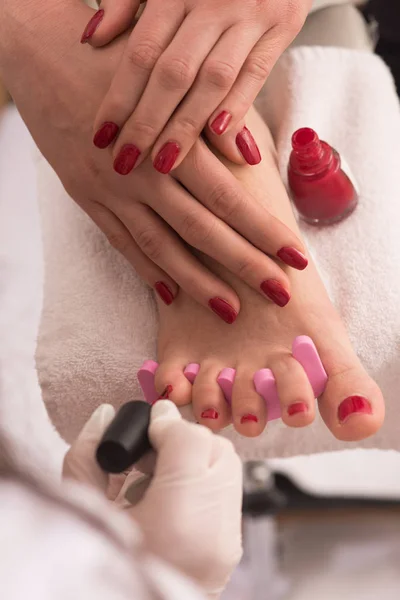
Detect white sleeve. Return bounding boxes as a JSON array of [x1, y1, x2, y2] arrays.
[[0, 480, 206, 600]]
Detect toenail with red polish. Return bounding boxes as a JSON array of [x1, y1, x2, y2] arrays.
[[93, 122, 119, 149], [338, 395, 372, 423], [155, 384, 173, 403], [240, 414, 258, 424], [277, 247, 308, 270], [154, 281, 175, 305], [113, 144, 141, 175], [201, 409, 219, 420], [260, 280, 290, 307], [288, 402, 308, 416], [209, 297, 238, 324]]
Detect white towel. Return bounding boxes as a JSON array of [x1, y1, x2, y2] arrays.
[[35, 46, 400, 461]]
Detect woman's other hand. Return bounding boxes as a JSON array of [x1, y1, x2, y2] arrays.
[[64, 402, 243, 599], [84, 0, 311, 172]]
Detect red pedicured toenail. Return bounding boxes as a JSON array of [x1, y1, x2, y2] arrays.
[[240, 414, 258, 424], [201, 408, 219, 420], [260, 280, 290, 307], [277, 247, 308, 271], [208, 298, 238, 324], [93, 122, 119, 149], [338, 395, 372, 423], [287, 402, 308, 416], [154, 282, 175, 305], [155, 385, 173, 403]]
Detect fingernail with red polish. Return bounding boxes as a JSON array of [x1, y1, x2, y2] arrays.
[[260, 280, 290, 307], [153, 142, 180, 174], [338, 395, 372, 423], [236, 127, 261, 165], [201, 408, 219, 420], [210, 111, 232, 135], [277, 247, 308, 271], [288, 402, 308, 416], [80, 9, 104, 44], [113, 144, 141, 175], [241, 414, 258, 424], [154, 282, 175, 306], [93, 122, 119, 149], [208, 298, 238, 324]]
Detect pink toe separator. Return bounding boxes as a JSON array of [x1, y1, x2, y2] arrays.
[[254, 369, 281, 421], [217, 368, 236, 405], [292, 335, 328, 398], [137, 360, 159, 404], [183, 363, 200, 384]]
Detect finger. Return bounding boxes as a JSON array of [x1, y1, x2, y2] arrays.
[[145, 178, 292, 306], [63, 404, 116, 491], [114, 200, 241, 322], [207, 27, 292, 135], [93, 2, 185, 150], [88, 203, 178, 305], [112, 10, 223, 173], [175, 142, 308, 270], [205, 118, 247, 165], [149, 401, 215, 477], [81, 0, 141, 47], [151, 24, 260, 173]]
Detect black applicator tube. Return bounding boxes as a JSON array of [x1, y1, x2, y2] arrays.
[[96, 400, 152, 474]]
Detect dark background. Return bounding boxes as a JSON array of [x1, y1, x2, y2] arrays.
[[366, 0, 400, 95]]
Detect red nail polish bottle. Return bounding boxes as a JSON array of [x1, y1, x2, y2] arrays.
[[288, 128, 358, 225]]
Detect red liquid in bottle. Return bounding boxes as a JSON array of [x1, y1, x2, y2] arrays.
[[288, 128, 358, 225]]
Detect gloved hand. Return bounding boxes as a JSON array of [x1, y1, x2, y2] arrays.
[[63, 401, 243, 600]]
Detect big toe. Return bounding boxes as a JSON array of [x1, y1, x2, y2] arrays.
[[319, 363, 384, 441]]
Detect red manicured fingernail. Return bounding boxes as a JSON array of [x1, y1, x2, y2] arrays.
[[277, 247, 308, 271], [210, 111, 232, 135], [113, 144, 141, 175], [80, 9, 104, 44], [338, 395, 372, 423], [155, 282, 175, 305], [260, 280, 290, 307], [236, 127, 261, 165], [153, 142, 180, 174], [201, 408, 219, 420], [288, 402, 308, 416], [93, 122, 119, 149], [240, 414, 258, 424], [208, 297, 238, 324]]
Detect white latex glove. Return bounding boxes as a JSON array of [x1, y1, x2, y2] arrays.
[[63, 401, 243, 600]]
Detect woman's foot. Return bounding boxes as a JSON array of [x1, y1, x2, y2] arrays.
[[154, 110, 384, 441]]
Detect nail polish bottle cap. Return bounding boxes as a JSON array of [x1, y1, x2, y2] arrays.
[[96, 401, 152, 473]]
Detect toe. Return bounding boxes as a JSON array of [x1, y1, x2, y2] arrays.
[[154, 359, 192, 406], [192, 361, 231, 431], [272, 355, 315, 427], [318, 362, 385, 441], [231, 366, 267, 437]]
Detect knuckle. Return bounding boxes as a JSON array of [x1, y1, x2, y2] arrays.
[[236, 255, 257, 281], [208, 183, 243, 220], [279, 1, 308, 33], [202, 59, 236, 90], [106, 230, 131, 256], [158, 56, 196, 90], [126, 39, 163, 71], [177, 114, 200, 138], [130, 119, 158, 141], [181, 211, 214, 246], [136, 227, 161, 261], [245, 53, 271, 83]]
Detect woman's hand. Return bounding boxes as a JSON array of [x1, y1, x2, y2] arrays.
[[0, 1, 307, 322], [84, 0, 311, 173], [64, 402, 243, 599]]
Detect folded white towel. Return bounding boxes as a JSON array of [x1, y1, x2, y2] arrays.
[[36, 46, 400, 460]]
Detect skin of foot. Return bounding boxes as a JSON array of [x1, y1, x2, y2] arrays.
[[153, 107, 384, 441]]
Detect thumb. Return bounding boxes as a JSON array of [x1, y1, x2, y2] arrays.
[[63, 404, 115, 492], [205, 119, 247, 166], [81, 0, 142, 47]]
